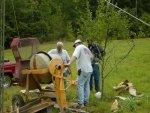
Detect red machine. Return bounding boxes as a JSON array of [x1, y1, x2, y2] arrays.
[[2, 37, 39, 87], [2, 61, 15, 87]]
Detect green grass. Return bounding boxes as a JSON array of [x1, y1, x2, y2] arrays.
[[3, 38, 150, 113]]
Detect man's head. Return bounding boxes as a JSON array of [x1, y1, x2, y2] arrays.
[[73, 39, 82, 48], [56, 41, 63, 53]]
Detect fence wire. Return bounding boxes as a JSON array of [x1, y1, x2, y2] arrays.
[[0, 0, 5, 113]]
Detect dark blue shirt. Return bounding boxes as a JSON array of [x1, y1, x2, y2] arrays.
[[88, 43, 105, 63]]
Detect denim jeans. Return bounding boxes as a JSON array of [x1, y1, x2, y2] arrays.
[[77, 71, 92, 104], [63, 67, 70, 77], [63, 67, 70, 87], [90, 63, 100, 92]]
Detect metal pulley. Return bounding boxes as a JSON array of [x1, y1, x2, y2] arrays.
[[49, 58, 64, 77]]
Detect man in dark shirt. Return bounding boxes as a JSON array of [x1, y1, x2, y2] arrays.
[[87, 39, 105, 93]]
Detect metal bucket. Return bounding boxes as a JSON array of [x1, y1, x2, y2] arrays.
[[30, 51, 52, 84]]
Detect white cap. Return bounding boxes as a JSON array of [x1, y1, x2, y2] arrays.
[[73, 39, 82, 47]]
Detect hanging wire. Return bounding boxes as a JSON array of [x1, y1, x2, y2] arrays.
[[0, 0, 5, 112], [104, 0, 150, 27], [104, 39, 135, 79], [100, 0, 138, 96], [101, 0, 150, 80], [11, 0, 20, 37], [101, 0, 137, 81]]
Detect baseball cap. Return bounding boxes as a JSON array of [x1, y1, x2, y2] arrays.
[[73, 39, 82, 47]]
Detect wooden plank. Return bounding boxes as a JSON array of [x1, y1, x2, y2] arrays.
[[25, 102, 53, 113], [12, 99, 54, 113], [11, 98, 41, 113], [22, 68, 49, 75], [20, 99, 41, 112]]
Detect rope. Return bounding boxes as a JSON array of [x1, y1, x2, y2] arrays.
[[11, 0, 20, 37]]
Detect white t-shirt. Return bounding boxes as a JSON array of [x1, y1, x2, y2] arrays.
[[73, 44, 93, 73], [48, 49, 70, 65]]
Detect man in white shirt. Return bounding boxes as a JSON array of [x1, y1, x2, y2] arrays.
[[47, 42, 70, 76], [67, 39, 93, 108], [48, 42, 70, 65]]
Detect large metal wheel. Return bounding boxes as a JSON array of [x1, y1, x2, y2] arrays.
[[2, 74, 12, 88], [49, 58, 64, 76], [12, 94, 25, 111]]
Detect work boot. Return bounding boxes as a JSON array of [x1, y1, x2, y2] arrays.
[[75, 103, 84, 109], [84, 102, 88, 106]]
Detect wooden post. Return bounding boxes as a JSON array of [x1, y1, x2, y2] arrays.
[[49, 59, 68, 111], [54, 69, 67, 111], [25, 74, 29, 101]]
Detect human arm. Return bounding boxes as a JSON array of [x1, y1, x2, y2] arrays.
[[47, 49, 55, 56], [65, 50, 70, 63], [93, 43, 105, 59], [98, 45, 106, 57], [66, 46, 80, 66], [68, 55, 76, 65]]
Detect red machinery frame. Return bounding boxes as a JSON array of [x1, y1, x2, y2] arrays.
[[3, 37, 39, 87]]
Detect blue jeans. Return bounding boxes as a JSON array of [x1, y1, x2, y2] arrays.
[[63, 67, 70, 77], [63, 68, 70, 87], [90, 63, 100, 92], [77, 71, 92, 104]]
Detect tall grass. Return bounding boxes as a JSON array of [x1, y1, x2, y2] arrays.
[[3, 38, 150, 113]]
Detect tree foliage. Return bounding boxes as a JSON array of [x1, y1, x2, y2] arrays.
[[3, 0, 150, 48]]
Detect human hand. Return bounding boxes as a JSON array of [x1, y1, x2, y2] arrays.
[[64, 63, 70, 67]]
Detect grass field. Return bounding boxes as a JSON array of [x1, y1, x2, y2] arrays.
[[3, 38, 150, 113]]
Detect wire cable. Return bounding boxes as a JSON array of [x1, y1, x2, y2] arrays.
[[11, 0, 20, 37], [104, 0, 150, 27], [0, 0, 5, 112], [104, 39, 135, 79], [100, 0, 137, 84]]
